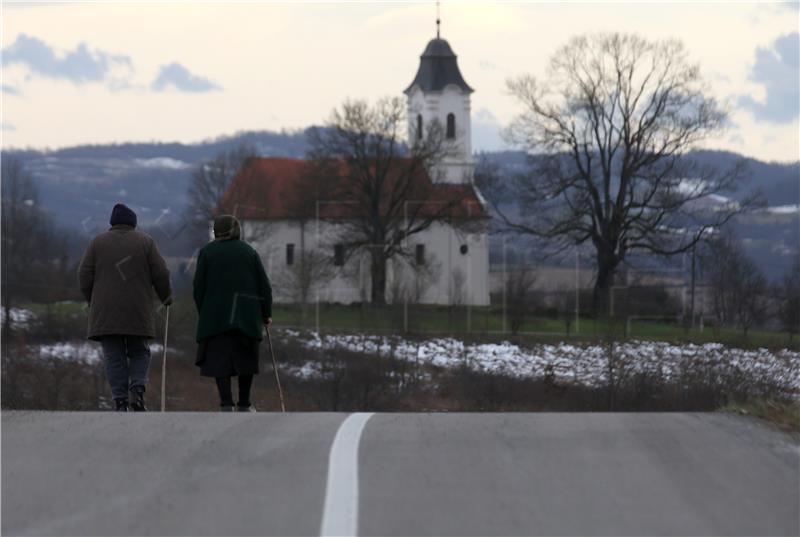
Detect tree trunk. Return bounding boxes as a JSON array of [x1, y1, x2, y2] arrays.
[[593, 254, 617, 317], [370, 253, 387, 305]]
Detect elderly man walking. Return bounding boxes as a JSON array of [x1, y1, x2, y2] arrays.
[[78, 203, 172, 411]]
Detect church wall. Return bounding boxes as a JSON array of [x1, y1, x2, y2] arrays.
[[242, 218, 489, 306], [395, 221, 489, 306]]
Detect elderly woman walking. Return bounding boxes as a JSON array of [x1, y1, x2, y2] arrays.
[[193, 215, 273, 411]]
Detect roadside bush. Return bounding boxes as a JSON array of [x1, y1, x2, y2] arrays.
[[3, 318, 794, 413]]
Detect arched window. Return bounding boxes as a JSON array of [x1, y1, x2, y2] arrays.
[[416, 114, 423, 140], [446, 113, 456, 139]]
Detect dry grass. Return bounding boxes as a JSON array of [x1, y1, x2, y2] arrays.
[[723, 400, 800, 433], [3, 330, 795, 414]]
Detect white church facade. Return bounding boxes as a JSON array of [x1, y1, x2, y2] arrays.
[[221, 34, 490, 306]]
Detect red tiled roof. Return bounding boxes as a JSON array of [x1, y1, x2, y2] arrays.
[[217, 157, 488, 220]]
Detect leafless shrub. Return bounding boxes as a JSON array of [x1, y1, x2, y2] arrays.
[[504, 265, 538, 335], [701, 233, 770, 335]]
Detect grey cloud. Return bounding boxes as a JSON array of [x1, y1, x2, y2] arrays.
[[1, 34, 132, 84], [738, 32, 799, 123], [1, 123, 17, 131], [2, 84, 21, 96], [151, 63, 221, 93]]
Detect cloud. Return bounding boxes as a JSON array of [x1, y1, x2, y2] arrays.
[[151, 63, 221, 93], [2, 84, 21, 96], [1, 123, 17, 131], [1, 34, 132, 84], [738, 32, 799, 123]]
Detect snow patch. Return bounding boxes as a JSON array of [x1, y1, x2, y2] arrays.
[[287, 332, 800, 397], [32, 341, 166, 364], [134, 157, 191, 170], [0, 308, 35, 329], [766, 205, 800, 215]]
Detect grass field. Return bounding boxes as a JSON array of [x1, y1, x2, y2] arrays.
[[270, 303, 798, 350]]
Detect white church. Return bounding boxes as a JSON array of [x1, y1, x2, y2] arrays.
[[221, 33, 490, 306]]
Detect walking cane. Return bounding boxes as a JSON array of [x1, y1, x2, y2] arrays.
[[266, 326, 286, 412], [161, 305, 170, 412]]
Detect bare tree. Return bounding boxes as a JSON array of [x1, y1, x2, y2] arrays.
[[185, 143, 257, 241], [450, 267, 467, 308], [273, 248, 336, 309], [1, 155, 72, 337], [734, 263, 769, 337], [701, 234, 739, 328], [410, 253, 442, 304], [778, 255, 800, 342], [388, 263, 410, 306], [702, 233, 768, 335], [308, 97, 466, 305], [487, 33, 759, 310]]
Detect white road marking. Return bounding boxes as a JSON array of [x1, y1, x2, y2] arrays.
[[320, 412, 375, 537]]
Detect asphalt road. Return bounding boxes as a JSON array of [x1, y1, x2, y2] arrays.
[[2, 412, 798, 537]]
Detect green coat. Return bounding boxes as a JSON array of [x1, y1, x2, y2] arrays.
[[193, 239, 272, 342]]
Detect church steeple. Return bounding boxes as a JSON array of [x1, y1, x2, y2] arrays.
[[404, 26, 474, 184]]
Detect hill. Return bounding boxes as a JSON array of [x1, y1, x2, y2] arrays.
[[3, 131, 797, 279]]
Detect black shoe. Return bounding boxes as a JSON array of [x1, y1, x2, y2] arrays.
[[237, 403, 256, 412], [115, 399, 129, 412], [220, 405, 235, 412], [130, 389, 147, 412]]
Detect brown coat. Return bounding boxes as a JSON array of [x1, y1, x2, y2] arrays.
[[78, 225, 172, 340]]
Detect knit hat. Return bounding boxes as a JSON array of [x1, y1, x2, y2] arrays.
[[213, 214, 241, 241], [109, 203, 137, 228]]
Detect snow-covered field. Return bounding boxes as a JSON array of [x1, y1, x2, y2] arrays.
[[23, 342, 165, 365], [5, 307, 798, 399], [284, 330, 800, 396]]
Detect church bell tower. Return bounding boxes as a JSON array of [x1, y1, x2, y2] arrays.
[[404, 17, 474, 184]]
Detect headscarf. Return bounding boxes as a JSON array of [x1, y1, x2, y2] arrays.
[[213, 214, 241, 241]]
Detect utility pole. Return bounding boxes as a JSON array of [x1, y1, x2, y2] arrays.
[[690, 241, 697, 330], [575, 246, 580, 334]]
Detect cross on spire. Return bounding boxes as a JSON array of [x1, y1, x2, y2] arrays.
[[436, 0, 441, 38]]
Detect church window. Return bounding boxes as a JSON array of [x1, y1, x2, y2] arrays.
[[416, 244, 426, 265], [446, 113, 456, 139], [417, 114, 423, 140], [334, 244, 345, 266], [460, 244, 469, 255], [286, 243, 294, 265]]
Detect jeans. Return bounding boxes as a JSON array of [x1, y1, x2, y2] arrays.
[[100, 336, 152, 401]]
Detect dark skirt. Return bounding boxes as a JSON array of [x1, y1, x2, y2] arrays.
[[195, 330, 260, 378]]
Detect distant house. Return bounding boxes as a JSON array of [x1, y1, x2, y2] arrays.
[[219, 34, 490, 306]]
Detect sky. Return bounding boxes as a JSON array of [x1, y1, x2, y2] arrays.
[[1, 1, 799, 163]]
